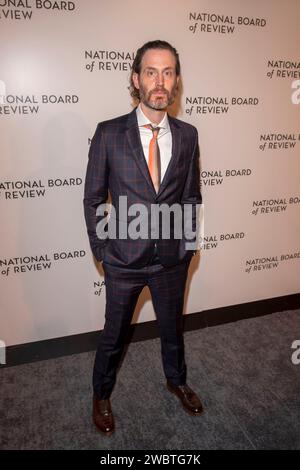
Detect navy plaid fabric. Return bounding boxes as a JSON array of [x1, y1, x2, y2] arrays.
[[83, 106, 201, 269], [83, 106, 202, 399], [93, 259, 191, 399]]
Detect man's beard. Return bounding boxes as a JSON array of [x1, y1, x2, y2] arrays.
[[138, 82, 178, 110]]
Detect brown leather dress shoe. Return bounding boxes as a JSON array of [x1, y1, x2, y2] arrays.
[[166, 381, 204, 416], [92, 394, 115, 436]]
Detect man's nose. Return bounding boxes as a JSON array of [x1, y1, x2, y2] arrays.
[[155, 72, 164, 86]]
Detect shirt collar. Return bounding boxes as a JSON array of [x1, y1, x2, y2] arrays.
[[136, 102, 169, 130]]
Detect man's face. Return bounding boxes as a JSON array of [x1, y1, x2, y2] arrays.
[[132, 48, 179, 110]]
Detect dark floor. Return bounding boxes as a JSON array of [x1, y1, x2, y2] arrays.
[[0, 309, 299, 450]]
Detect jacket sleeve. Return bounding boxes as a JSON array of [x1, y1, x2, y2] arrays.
[[83, 123, 109, 262], [180, 127, 202, 253]]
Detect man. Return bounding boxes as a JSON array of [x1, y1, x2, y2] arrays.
[[83, 40, 203, 436]]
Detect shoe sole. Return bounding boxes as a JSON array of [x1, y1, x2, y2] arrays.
[[166, 383, 204, 417]]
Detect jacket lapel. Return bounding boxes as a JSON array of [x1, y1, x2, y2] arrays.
[[159, 115, 182, 196], [125, 107, 182, 198]]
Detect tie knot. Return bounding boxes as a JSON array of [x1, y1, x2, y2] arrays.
[[143, 123, 160, 137]]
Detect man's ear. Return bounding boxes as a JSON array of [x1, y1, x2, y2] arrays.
[[132, 72, 140, 90]]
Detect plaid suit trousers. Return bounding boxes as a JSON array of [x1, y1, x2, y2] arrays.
[[93, 255, 191, 399]]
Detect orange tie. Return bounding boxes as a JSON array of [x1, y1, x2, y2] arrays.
[[143, 124, 161, 193]]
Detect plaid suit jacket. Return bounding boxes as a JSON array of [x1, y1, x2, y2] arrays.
[[83, 106, 202, 268]]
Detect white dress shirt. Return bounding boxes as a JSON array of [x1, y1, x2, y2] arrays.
[[136, 103, 172, 184]]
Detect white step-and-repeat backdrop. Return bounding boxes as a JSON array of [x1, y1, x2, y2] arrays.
[[1, 0, 299, 346]]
